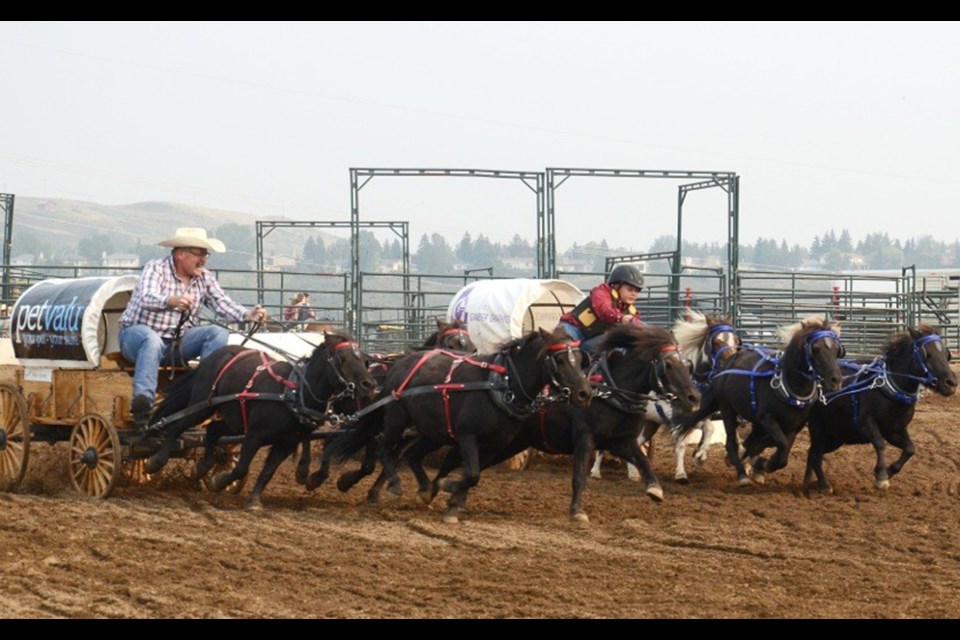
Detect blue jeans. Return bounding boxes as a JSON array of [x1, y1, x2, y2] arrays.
[[118, 324, 228, 403], [558, 321, 605, 353]]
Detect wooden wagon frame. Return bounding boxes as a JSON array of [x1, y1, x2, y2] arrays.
[[0, 276, 249, 498]]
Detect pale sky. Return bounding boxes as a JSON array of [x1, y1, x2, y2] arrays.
[[1, 21, 957, 252]]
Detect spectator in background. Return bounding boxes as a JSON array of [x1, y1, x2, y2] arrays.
[[284, 292, 316, 329]]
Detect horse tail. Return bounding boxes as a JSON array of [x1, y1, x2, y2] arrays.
[[670, 388, 718, 441], [324, 405, 385, 465], [152, 368, 199, 422]]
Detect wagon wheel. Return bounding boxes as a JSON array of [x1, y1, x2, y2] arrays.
[[199, 444, 247, 495], [0, 384, 30, 493], [69, 414, 122, 499]]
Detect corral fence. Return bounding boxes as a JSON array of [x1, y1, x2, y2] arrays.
[[1, 263, 957, 360]]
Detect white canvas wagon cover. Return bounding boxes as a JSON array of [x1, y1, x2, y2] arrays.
[[446, 278, 585, 354], [10, 275, 138, 369]]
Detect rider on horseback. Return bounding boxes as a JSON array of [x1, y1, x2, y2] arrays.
[[557, 264, 645, 352]]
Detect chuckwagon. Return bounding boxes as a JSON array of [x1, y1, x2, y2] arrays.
[[0, 275, 259, 498]]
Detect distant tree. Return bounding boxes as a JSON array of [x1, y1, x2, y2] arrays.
[[471, 234, 501, 270], [77, 233, 115, 262], [838, 229, 853, 253], [810, 235, 823, 259], [303, 236, 317, 262], [11, 229, 53, 261], [506, 234, 532, 258], [213, 223, 255, 269], [823, 247, 847, 270], [874, 245, 905, 269], [384, 238, 403, 260], [414, 233, 455, 273], [132, 238, 166, 264], [821, 229, 838, 255], [456, 231, 473, 264], [358, 230, 382, 272], [648, 235, 676, 253]]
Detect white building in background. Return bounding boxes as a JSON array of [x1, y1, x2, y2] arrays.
[[101, 253, 140, 274]]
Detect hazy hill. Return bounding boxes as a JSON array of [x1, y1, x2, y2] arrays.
[[10, 197, 340, 259]]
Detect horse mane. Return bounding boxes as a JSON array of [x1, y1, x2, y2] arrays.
[[495, 326, 568, 356], [318, 329, 355, 353], [600, 324, 676, 361], [672, 310, 733, 363], [886, 323, 938, 358], [777, 314, 841, 348], [421, 317, 467, 347]]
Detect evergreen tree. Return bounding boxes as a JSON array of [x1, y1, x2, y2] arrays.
[[810, 235, 822, 259], [456, 231, 473, 264], [358, 230, 382, 272], [838, 229, 853, 253], [77, 233, 116, 262]]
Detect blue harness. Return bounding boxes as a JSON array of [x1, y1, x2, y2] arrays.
[[710, 329, 843, 416], [822, 334, 944, 426]]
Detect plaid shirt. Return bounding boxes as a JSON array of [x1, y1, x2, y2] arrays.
[[119, 256, 249, 339]]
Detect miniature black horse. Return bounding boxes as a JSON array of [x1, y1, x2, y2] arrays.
[[325, 327, 593, 523], [293, 317, 476, 491], [146, 331, 377, 508], [675, 315, 844, 485], [422, 324, 701, 523], [805, 324, 956, 494]]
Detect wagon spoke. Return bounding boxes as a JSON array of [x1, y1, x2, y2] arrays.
[[93, 468, 107, 496], [0, 396, 11, 430], [69, 414, 120, 499]]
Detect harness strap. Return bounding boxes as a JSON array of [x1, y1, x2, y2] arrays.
[[208, 350, 298, 433], [392, 349, 507, 400], [538, 404, 562, 454], [209, 349, 259, 403]]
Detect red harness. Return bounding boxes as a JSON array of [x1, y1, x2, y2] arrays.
[[208, 349, 298, 432], [391, 349, 508, 441]]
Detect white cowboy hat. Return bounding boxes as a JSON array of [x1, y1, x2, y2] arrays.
[[157, 227, 226, 253]]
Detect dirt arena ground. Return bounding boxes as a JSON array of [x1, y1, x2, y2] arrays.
[[3, 370, 960, 619]]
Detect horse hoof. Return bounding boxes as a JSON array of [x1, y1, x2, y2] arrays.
[[693, 457, 707, 469], [245, 500, 263, 511], [674, 475, 689, 485], [417, 490, 434, 505], [589, 471, 602, 480], [442, 513, 459, 524], [571, 511, 589, 524], [738, 476, 753, 487], [294, 471, 308, 486], [646, 485, 664, 502], [440, 479, 457, 494], [304, 473, 326, 492], [875, 479, 890, 490], [143, 457, 165, 475], [211, 473, 231, 493], [336, 475, 354, 493]]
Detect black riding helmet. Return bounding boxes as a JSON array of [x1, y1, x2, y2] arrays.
[[607, 264, 644, 290]]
